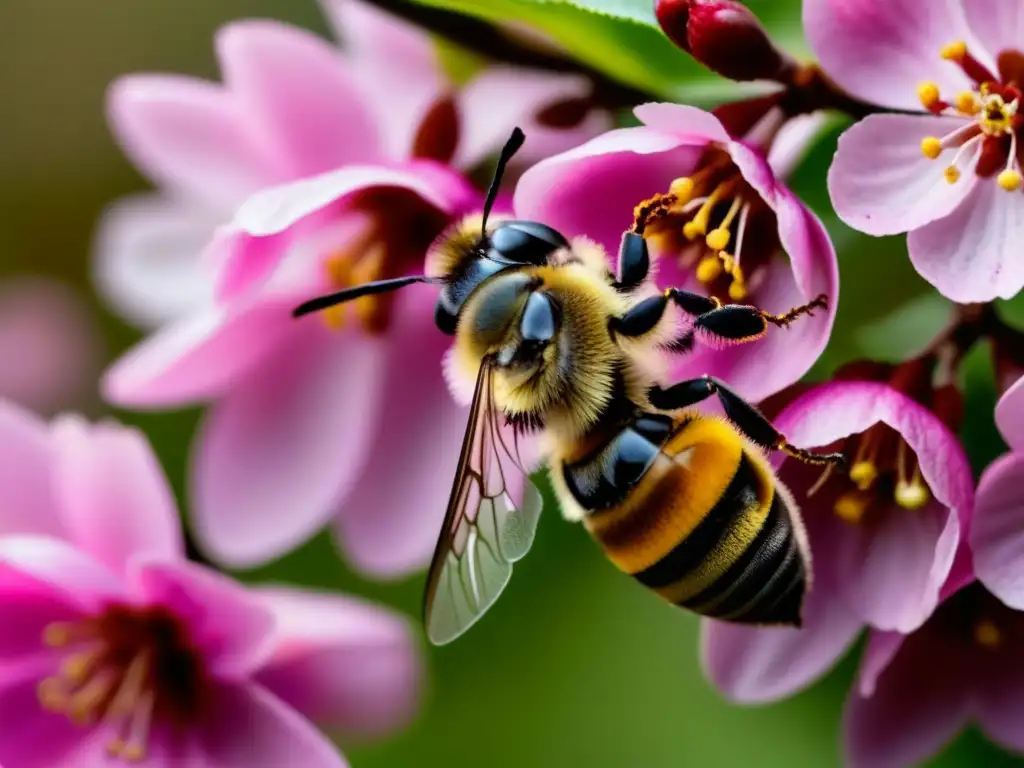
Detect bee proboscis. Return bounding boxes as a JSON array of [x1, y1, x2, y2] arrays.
[[293, 128, 844, 645]]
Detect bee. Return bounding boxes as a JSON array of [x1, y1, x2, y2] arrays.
[[294, 128, 844, 645]]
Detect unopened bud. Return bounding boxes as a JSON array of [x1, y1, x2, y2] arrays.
[[654, 0, 791, 82]]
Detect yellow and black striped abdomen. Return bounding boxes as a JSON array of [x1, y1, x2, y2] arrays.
[[566, 415, 808, 627]]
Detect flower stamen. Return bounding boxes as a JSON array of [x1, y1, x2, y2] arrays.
[[895, 440, 930, 510], [834, 490, 870, 524], [974, 618, 1002, 648], [683, 181, 731, 240]]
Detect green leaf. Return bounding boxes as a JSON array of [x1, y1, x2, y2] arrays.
[[410, 0, 742, 103]]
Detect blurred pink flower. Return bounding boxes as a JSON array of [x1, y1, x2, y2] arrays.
[[514, 103, 838, 403], [844, 565, 1024, 768], [100, 0, 610, 574], [0, 400, 420, 767], [0, 278, 101, 414], [810, 0, 1024, 302], [702, 380, 973, 703], [96, 0, 609, 327]]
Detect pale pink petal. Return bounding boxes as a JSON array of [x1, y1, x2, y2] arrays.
[[50, 416, 182, 577], [803, 0, 975, 111], [514, 128, 700, 253], [857, 630, 906, 697], [190, 330, 387, 568], [209, 227, 293, 303], [93, 193, 217, 328], [909, 180, 1024, 302], [828, 114, 979, 236], [215, 20, 381, 175], [226, 162, 475, 239], [837, 499, 960, 632], [962, 0, 1024, 66], [102, 297, 300, 409], [995, 375, 1024, 451], [844, 631, 970, 768], [724, 139, 777, 205], [633, 103, 730, 144], [131, 558, 275, 676], [198, 683, 347, 768], [454, 67, 611, 171], [767, 112, 831, 180], [107, 75, 279, 207], [321, 0, 446, 159], [700, 585, 862, 703], [975, 657, 1024, 752], [0, 657, 91, 768], [0, 278, 101, 414], [0, 561, 91, 662], [971, 453, 1024, 609], [254, 587, 420, 736], [333, 289, 467, 576], [0, 400, 61, 537], [0, 536, 126, 613]]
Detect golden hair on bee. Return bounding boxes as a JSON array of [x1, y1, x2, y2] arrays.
[[291, 127, 843, 645]]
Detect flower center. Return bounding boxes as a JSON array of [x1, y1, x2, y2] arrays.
[[644, 148, 776, 303], [320, 188, 450, 334], [811, 423, 930, 525], [918, 41, 1024, 191], [933, 583, 1024, 652], [38, 605, 209, 763]]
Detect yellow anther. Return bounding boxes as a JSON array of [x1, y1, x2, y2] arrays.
[[705, 228, 731, 252], [895, 479, 930, 510], [695, 255, 723, 283], [669, 176, 696, 201], [37, 678, 68, 712], [322, 306, 347, 332], [682, 220, 705, 240], [727, 280, 748, 301], [974, 619, 1002, 648], [834, 491, 869, 524], [121, 744, 146, 762], [920, 136, 943, 159], [998, 169, 1022, 191], [917, 81, 941, 109], [941, 40, 967, 61], [61, 652, 97, 684], [944, 166, 961, 184], [43, 623, 71, 647], [684, 181, 730, 241], [956, 90, 978, 115], [849, 460, 878, 490], [107, 739, 126, 758]]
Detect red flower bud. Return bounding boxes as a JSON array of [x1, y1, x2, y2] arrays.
[[654, 0, 793, 82]]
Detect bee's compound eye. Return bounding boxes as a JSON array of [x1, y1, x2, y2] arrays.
[[489, 220, 570, 265]]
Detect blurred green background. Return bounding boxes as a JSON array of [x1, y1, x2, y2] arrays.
[[1, 1, 1021, 765]]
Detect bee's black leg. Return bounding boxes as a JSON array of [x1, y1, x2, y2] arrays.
[[609, 288, 720, 338], [613, 233, 650, 291], [647, 375, 845, 467]]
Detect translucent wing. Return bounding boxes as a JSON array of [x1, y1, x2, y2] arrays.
[[423, 360, 543, 645]]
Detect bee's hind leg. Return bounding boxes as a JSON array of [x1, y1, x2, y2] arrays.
[[647, 375, 845, 468]]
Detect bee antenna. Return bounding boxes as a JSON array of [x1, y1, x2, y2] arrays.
[[292, 275, 440, 318], [481, 127, 526, 237]]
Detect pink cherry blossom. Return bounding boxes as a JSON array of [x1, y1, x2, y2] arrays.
[[810, 0, 1024, 302], [0, 399, 420, 768], [0, 278, 101, 415], [995, 373, 1024, 453], [514, 103, 838, 403], [99, 0, 610, 574], [702, 380, 973, 703], [844, 562, 1024, 768]]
